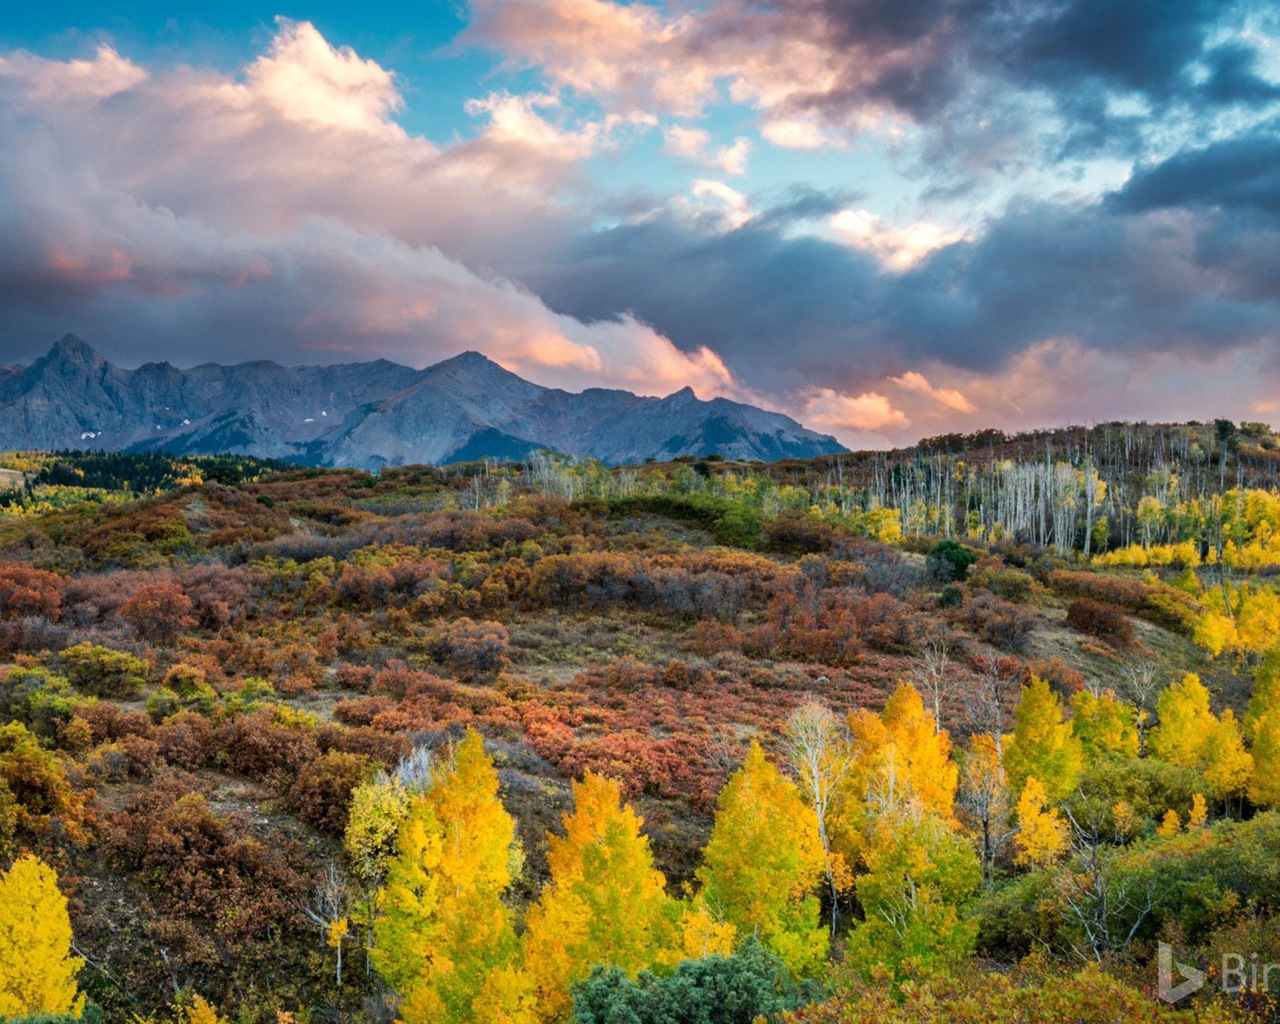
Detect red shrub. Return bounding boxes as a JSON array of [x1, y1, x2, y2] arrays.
[[1065, 598, 1135, 647], [290, 750, 370, 834], [0, 563, 62, 621]]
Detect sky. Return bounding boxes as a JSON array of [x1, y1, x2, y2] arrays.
[[1, 0, 1279, 448]]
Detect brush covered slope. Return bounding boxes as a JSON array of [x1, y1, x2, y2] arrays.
[[0, 433, 1278, 1023]]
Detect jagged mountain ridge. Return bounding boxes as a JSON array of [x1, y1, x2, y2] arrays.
[[0, 336, 847, 468]]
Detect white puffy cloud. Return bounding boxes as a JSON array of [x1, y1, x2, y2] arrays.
[[247, 19, 404, 136], [829, 209, 965, 271], [686, 179, 751, 229], [663, 124, 710, 159]]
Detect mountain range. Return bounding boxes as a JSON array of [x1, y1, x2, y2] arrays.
[[0, 336, 847, 469]]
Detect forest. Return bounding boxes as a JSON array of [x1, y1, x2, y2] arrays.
[[2, 423, 1280, 1023]]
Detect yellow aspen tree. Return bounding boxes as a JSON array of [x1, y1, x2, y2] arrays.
[[846, 683, 957, 825], [185, 995, 227, 1024], [1204, 709, 1253, 803], [879, 683, 958, 821], [1247, 652, 1280, 807], [696, 742, 828, 977], [344, 773, 411, 888], [374, 729, 524, 1024], [1188, 793, 1209, 828], [1156, 810, 1182, 837], [1070, 690, 1139, 760], [658, 897, 738, 969], [956, 733, 1015, 879], [1246, 648, 1280, 732], [1148, 674, 1215, 767], [0, 855, 84, 1019], [1250, 710, 1280, 807], [846, 807, 980, 981], [1013, 777, 1068, 869], [1003, 677, 1083, 802], [523, 771, 675, 1023]]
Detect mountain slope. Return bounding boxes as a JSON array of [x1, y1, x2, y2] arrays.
[[0, 336, 847, 468]]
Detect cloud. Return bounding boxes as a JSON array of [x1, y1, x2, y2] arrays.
[[1110, 132, 1280, 217], [663, 125, 709, 160], [800, 387, 909, 435], [248, 19, 404, 136], [0, 22, 747, 402], [760, 118, 833, 149], [464, 91, 613, 161], [888, 370, 973, 413], [687, 179, 751, 229], [662, 126, 751, 174], [468, 0, 1277, 171], [829, 209, 965, 270], [0, 43, 147, 100]]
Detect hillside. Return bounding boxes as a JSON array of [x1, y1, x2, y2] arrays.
[[0, 446, 1278, 1021]]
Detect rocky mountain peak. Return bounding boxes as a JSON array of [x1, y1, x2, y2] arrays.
[[48, 334, 105, 366], [0, 335, 848, 467]]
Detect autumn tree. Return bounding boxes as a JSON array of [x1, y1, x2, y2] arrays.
[[1247, 652, 1280, 806], [1002, 676, 1083, 802], [524, 771, 675, 1023], [1013, 777, 1068, 869], [1070, 690, 1138, 761], [1149, 674, 1215, 767], [846, 683, 958, 826], [781, 702, 849, 933], [1250, 700, 1280, 807], [697, 742, 827, 977], [184, 994, 227, 1024], [1149, 673, 1252, 802], [0, 856, 84, 1019], [374, 730, 525, 1024], [1203, 709, 1253, 804], [956, 734, 1014, 879], [344, 774, 412, 888], [845, 806, 981, 982]]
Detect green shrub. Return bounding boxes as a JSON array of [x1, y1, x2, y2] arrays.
[[59, 643, 149, 699], [572, 939, 808, 1024], [927, 540, 979, 583]]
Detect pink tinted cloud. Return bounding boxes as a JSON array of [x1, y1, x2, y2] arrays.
[[0, 22, 747, 400], [466, 0, 946, 145]]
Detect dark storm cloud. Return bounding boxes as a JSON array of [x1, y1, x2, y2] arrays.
[[753, 186, 865, 229], [528, 191, 1280, 397], [1201, 43, 1280, 106], [1111, 132, 1280, 218]]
